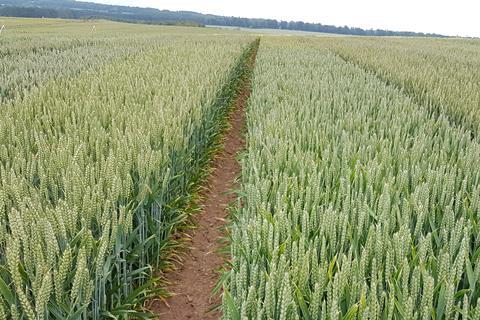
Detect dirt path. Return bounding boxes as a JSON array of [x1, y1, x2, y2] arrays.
[[149, 46, 257, 320]]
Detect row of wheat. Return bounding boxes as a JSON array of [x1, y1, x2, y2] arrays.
[[0, 22, 205, 103], [0, 24, 252, 319], [330, 37, 480, 135], [222, 38, 480, 319]]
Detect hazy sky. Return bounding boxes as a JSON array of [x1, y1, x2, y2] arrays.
[[89, 0, 480, 37]]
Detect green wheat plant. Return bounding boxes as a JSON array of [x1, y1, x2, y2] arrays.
[[331, 37, 480, 135], [0, 18, 254, 319], [222, 37, 480, 319]]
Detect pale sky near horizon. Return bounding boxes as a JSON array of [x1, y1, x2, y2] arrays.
[[88, 0, 480, 37]]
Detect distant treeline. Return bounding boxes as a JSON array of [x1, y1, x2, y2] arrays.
[[0, 6, 205, 27], [0, 0, 448, 37]]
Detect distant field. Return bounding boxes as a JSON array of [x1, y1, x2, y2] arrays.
[[0, 16, 248, 34], [207, 24, 348, 36], [1, 17, 480, 320]]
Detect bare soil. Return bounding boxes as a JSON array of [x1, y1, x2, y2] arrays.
[[149, 48, 257, 320]]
